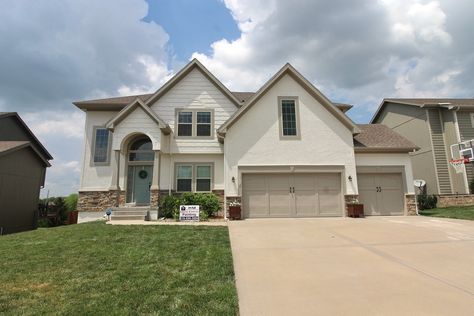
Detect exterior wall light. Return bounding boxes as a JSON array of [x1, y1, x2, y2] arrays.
[[348, 175, 352, 181], [232, 176, 235, 183]]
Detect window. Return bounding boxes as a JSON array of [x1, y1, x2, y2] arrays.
[[175, 163, 213, 192], [176, 165, 193, 192], [92, 127, 110, 164], [128, 138, 154, 162], [197, 112, 211, 136], [196, 165, 211, 191], [279, 97, 300, 138], [178, 111, 193, 136], [176, 110, 213, 138]]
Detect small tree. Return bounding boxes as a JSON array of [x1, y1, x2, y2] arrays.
[[65, 193, 78, 212]]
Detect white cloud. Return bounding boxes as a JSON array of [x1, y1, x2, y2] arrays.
[[22, 111, 85, 139]]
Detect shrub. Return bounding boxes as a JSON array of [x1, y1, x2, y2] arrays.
[[159, 193, 221, 219], [65, 193, 78, 212], [160, 195, 181, 218], [470, 178, 474, 194], [417, 194, 437, 210]]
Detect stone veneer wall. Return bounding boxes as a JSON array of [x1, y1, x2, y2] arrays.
[[77, 190, 120, 212], [150, 189, 159, 208], [225, 196, 242, 218], [437, 194, 474, 208], [405, 194, 416, 215]]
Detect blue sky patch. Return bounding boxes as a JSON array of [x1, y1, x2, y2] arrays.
[[144, 0, 240, 60]]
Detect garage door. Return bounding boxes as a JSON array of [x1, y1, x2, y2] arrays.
[[357, 173, 404, 215], [242, 173, 342, 218]]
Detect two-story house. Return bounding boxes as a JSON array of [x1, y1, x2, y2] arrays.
[[372, 98, 474, 196], [0, 112, 52, 234], [74, 59, 418, 218]]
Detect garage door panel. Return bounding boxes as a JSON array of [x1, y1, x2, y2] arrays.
[[269, 191, 292, 216], [317, 174, 340, 190], [295, 191, 318, 216], [319, 191, 342, 216], [243, 173, 343, 218], [357, 173, 404, 216], [382, 188, 404, 215], [243, 190, 268, 217]]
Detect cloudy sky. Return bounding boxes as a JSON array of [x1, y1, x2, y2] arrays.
[[1, 0, 473, 197]]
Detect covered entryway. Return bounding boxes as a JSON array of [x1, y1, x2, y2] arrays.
[[242, 173, 343, 218], [126, 137, 154, 205], [357, 173, 404, 215]]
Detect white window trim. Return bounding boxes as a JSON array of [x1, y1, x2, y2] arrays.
[[278, 96, 301, 140], [174, 162, 214, 193], [175, 109, 214, 139], [90, 126, 112, 166]]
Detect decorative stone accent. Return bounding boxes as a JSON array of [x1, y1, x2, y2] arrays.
[[150, 189, 159, 208], [118, 191, 126, 206], [405, 194, 417, 215], [77, 190, 119, 212], [437, 194, 474, 208]]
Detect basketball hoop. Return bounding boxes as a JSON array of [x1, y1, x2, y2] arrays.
[[449, 158, 469, 173]]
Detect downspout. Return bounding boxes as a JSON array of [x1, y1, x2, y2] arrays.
[[168, 135, 172, 196]]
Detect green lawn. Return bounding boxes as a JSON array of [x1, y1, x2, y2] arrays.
[[0, 222, 238, 315], [420, 206, 474, 220]]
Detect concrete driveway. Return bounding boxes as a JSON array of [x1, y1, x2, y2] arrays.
[[228, 216, 474, 315]]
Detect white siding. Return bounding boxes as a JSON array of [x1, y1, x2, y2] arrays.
[[355, 153, 415, 194], [224, 74, 357, 196], [80, 110, 118, 191], [111, 106, 162, 151], [150, 68, 237, 153]]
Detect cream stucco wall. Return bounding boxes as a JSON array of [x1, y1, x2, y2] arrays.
[[223, 73, 357, 197], [80, 110, 118, 191], [355, 153, 415, 194]]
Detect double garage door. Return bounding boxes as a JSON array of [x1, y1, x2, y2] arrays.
[[357, 173, 404, 216], [242, 173, 343, 218]]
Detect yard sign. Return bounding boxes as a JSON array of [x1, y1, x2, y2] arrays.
[[179, 205, 200, 222]]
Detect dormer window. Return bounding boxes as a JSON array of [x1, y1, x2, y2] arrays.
[[176, 109, 213, 138]]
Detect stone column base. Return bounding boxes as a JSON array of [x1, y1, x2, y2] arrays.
[[405, 194, 417, 215], [150, 189, 160, 208]]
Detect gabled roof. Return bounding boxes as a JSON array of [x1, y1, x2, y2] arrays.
[[353, 124, 419, 153], [144, 58, 241, 107], [105, 98, 171, 134], [371, 98, 474, 123], [217, 63, 360, 136], [0, 112, 53, 160], [0, 141, 51, 166]]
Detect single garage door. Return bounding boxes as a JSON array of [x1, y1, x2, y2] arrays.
[[242, 173, 342, 218], [357, 173, 404, 215]]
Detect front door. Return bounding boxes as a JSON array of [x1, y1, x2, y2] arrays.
[[129, 165, 152, 205]]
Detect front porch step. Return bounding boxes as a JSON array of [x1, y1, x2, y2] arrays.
[[110, 214, 146, 221], [110, 207, 149, 221]]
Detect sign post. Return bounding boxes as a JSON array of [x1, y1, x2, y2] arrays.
[[179, 205, 200, 222]]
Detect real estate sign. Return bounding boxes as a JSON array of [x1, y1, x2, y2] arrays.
[[179, 205, 200, 222]]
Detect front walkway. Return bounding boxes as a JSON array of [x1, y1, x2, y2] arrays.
[[228, 216, 474, 315]]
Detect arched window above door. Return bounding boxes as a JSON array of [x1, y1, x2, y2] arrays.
[[129, 138, 154, 162]]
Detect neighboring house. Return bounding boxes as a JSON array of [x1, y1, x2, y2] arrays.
[[372, 99, 474, 195], [0, 112, 53, 234], [74, 59, 417, 217]]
